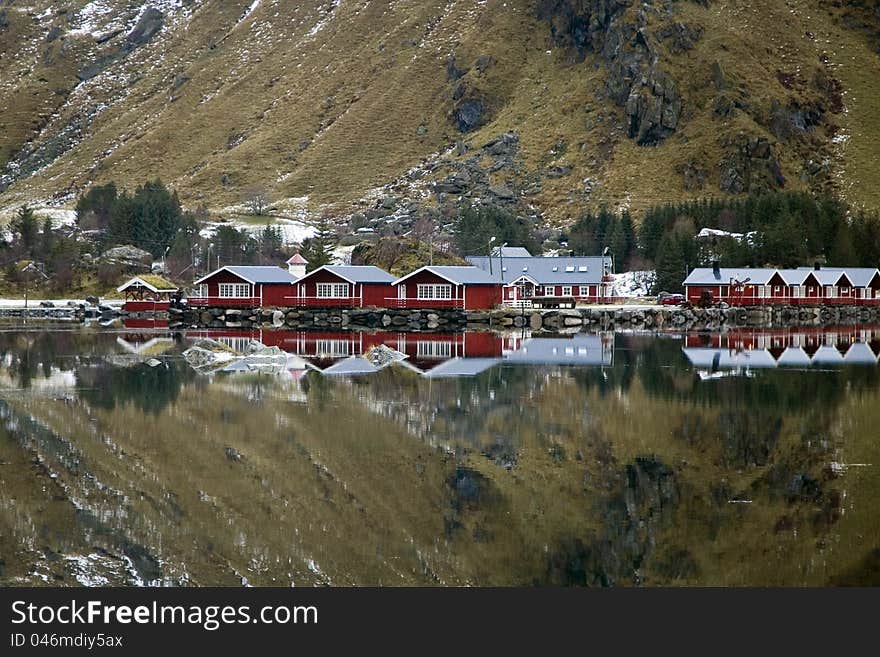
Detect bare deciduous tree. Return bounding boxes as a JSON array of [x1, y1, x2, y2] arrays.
[[244, 187, 270, 216]]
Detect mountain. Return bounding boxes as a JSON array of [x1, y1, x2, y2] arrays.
[[1, 0, 879, 228]]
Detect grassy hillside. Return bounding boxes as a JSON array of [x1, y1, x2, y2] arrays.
[[0, 1, 878, 228]]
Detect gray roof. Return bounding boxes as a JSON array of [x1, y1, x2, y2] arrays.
[[466, 256, 612, 285], [196, 266, 298, 285], [489, 246, 532, 258], [421, 357, 501, 378], [309, 265, 396, 284], [797, 267, 879, 287], [394, 266, 500, 285], [683, 268, 779, 286]]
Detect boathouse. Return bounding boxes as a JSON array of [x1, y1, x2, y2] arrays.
[[117, 275, 179, 312], [191, 266, 298, 307], [391, 266, 502, 310], [286, 265, 396, 307]]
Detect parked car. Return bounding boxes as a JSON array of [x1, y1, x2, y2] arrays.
[[658, 293, 686, 305]]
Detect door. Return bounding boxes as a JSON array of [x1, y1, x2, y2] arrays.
[[398, 284, 406, 307]]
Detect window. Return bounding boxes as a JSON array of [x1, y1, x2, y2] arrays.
[[579, 286, 590, 297], [544, 286, 555, 297], [417, 284, 452, 300], [578, 266, 588, 272], [416, 341, 452, 358], [219, 283, 250, 298], [565, 266, 575, 273], [196, 284, 208, 298], [317, 283, 349, 298], [562, 286, 573, 296], [315, 339, 350, 356]]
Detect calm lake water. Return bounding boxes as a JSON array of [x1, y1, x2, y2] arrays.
[[1, 322, 879, 586]]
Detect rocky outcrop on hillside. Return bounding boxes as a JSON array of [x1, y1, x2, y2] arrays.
[[537, 0, 683, 145]]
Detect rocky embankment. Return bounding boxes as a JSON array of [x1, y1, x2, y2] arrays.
[[0, 300, 122, 321], [172, 303, 880, 333]]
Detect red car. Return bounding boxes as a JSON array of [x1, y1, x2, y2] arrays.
[[658, 293, 686, 305]]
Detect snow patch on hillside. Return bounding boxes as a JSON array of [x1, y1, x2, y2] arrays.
[[612, 271, 656, 298], [307, 0, 341, 37]]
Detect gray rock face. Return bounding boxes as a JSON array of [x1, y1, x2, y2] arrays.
[[537, 0, 683, 145], [719, 134, 786, 194], [625, 69, 681, 145], [453, 98, 484, 132], [126, 8, 164, 49]]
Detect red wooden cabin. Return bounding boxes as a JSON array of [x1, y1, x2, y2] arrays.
[[117, 275, 179, 312], [191, 266, 298, 307], [285, 265, 395, 307], [391, 266, 502, 310]]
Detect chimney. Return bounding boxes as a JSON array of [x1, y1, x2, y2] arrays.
[[712, 258, 720, 277], [814, 261, 821, 271], [287, 253, 308, 279]]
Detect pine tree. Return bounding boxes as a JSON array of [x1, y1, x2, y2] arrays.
[[11, 205, 38, 258], [654, 233, 687, 294], [301, 215, 337, 271]]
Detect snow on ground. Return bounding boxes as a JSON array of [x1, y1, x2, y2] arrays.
[[696, 228, 758, 244], [612, 270, 656, 298], [332, 244, 356, 265], [199, 217, 317, 245], [0, 299, 123, 308]]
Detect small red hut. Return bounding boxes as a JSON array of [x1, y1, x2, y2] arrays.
[[117, 275, 179, 312]]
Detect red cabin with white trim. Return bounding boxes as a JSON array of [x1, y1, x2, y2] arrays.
[[285, 265, 395, 307], [391, 266, 503, 310], [191, 266, 298, 307]]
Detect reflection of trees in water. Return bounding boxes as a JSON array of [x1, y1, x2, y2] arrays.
[[77, 361, 193, 415], [0, 329, 123, 388]]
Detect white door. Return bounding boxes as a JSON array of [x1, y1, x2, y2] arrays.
[[398, 284, 406, 306]]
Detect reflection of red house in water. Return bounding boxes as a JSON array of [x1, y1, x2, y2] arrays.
[[184, 328, 506, 374], [683, 326, 880, 369]]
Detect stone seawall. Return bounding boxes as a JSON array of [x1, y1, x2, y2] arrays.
[[171, 303, 880, 332]]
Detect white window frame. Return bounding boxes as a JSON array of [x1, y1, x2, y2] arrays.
[[562, 286, 573, 297], [197, 284, 208, 298], [219, 283, 251, 298], [317, 282, 350, 298], [544, 286, 556, 297], [578, 286, 590, 297], [416, 341, 453, 358], [315, 339, 350, 357], [417, 284, 452, 300]]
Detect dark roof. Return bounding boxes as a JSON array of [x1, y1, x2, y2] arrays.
[[394, 266, 500, 285], [466, 256, 611, 285], [195, 266, 299, 285]]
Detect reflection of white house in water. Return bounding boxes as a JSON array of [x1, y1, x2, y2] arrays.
[[502, 333, 614, 367]]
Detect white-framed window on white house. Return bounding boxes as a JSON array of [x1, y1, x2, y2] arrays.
[[219, 283, 251, 298], [544, 286, 556, 297], [562, 286, 573, 297], [317, 283, 350, 298], [416, 341, 453, 358], [417, 284, 452, 300], [579, 286, 590, 297]]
